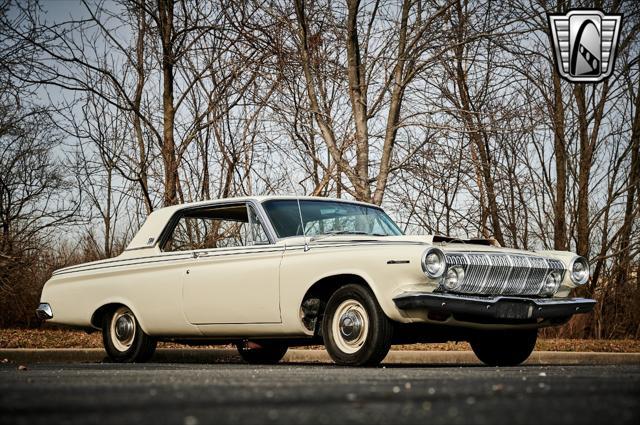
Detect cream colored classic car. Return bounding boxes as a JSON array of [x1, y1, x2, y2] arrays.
[[37, 196, 594, 366]]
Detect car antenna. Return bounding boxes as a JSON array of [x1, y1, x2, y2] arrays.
[[297, 198, 309, 252]]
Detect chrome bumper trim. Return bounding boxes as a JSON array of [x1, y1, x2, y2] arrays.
[[393, 292, 595, 321], [36, 303, 53, 320]]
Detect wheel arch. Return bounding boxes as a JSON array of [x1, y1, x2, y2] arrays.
[[90, 300, 150, 334], [298, 272, 389, 335]]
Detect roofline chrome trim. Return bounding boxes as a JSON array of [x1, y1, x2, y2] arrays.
[[154, 199, 279, 251], [123, 197, 395, 251]]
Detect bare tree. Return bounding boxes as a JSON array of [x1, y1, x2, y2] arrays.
[[0, 0, 638, 337], [289, 0, 455, 203]]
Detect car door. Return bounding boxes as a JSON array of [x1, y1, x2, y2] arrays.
[[168, 203, 283, 325]]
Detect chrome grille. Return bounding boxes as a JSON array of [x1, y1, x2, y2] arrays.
[[444, 252, 565, 296]]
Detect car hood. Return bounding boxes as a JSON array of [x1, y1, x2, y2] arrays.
[[284, 234, 566, 258], [286, 234, 492, 247]]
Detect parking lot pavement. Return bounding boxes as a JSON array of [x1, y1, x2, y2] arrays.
[[1, 363, 638, 425]]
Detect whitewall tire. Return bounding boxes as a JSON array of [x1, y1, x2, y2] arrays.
[[322, 284, 393, 366], [102, 306, 156, 363]]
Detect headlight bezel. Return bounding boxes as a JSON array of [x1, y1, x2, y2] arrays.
[[541, 270, 562, 296], [443, 265, 465, 291], [421, 247, 446, 279], [569, 256, 590, 286]]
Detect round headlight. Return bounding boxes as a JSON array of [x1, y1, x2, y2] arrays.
[[421, 248, 446, 278], [541, 270, 561, 296], [443, 266, 464, 291], [570, 256, 589, 285]]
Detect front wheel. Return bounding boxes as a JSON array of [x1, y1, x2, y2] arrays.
[[102, 306, 156, 363], [470, 329, 538, 366], [322, 284, 393, 366]]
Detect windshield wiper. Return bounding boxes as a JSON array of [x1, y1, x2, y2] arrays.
[[310, 230, 386, 242]]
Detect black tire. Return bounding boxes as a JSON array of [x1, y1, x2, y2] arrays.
[[236, 341, 288, 364], [470, 329, 538, 366], [102, 306, 156, 363], [322, 284, 393, 366]]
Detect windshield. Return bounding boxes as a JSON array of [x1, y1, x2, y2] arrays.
[[262, 199, 403, 238]]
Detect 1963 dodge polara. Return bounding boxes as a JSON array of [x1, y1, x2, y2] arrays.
[[37, 196, 595, 366]]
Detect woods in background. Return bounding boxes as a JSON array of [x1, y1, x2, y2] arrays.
[[0, 0, 638, 337]]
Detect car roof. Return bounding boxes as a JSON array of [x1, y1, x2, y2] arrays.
[[125, 196, 380, 251]]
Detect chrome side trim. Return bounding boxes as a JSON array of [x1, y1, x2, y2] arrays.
[[53, 240, 427, 277], [52, 246, 285, 276]]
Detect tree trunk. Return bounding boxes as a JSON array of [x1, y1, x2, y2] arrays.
[[551, 71, 567, 250], [134, 0, 153, 213], [573, 82, 609, 259], [104, 165, 112, 257], [200, 136, 211, 200], [452, 0, 504, 245], [158, 0, 178, 207], [293, 0, 360, 197], [574, 85, 592, 258], [345, 0, 371, 201], [372, 0, 410, 206], [615, 82, 640, 285]]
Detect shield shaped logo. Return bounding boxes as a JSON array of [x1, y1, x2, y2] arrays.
[[548, 10, 622, 83]]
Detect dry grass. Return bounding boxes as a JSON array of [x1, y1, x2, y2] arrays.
[[1, 327, 639, 352]]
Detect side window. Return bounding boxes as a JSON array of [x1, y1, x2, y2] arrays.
[[163, 204, 270, 252]]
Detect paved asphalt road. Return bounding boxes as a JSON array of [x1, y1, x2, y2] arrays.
[[1, 362, 638, 425]]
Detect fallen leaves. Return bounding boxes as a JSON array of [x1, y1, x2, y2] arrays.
[[0, 328, 104, 349], [393, 339, 640, 353]]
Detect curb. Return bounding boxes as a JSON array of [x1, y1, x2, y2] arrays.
[[1, 348, 639, 365]]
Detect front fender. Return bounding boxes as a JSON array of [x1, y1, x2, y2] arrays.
[[279, 243, 432, 332]]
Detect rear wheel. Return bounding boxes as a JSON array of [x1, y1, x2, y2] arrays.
[[102, 306, 156, 363], [470, 329, 537, 366], [322, 284, 393, 366], [236, 341, 288, 364]]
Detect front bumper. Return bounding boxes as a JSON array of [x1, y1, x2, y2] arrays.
[[393, 292, 595, 322], [36, 303, 53, 321]]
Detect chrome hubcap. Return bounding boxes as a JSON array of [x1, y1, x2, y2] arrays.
[[110, 307, 136, 352], [339, 310, 363, 342], [115, 315, 134, 341], [332, 299, 369, 354]]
